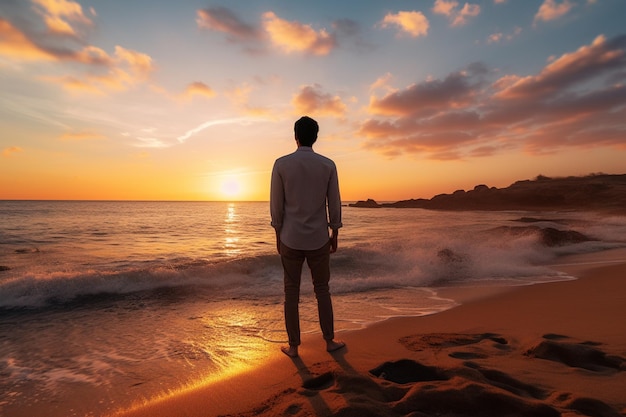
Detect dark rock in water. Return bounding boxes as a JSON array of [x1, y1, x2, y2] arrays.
[[513, 217, 567, 224], [491, 226, 594, 247], [15, 248, 40, 254], [437, 248, 465, 263], [349, 198, 381, 208], [540, 227, 592, 246], [0, 266, 10, 272]]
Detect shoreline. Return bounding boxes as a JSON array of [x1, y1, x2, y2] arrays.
[[112, 248, 626, 417]]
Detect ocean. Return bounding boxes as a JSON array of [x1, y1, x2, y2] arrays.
[[1, 200, 625, 417]]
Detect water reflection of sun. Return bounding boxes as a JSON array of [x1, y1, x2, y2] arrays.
[[224, 203, 240, 256]]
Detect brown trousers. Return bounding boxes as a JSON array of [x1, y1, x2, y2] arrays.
[[280, 241, 335, 346]]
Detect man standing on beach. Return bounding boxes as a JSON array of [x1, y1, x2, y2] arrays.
[[270, 116, 345, 358]]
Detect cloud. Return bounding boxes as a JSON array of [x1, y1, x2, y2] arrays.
[[432, 0, 458, 16], [3, 146, 23, 157], [0, 5, 154, 94], [495, 35, 626, 100], [114, 46, 153, 79], [359, 35, 626, 159], [262, 12, 336, 55], [292, 84, 348, 118], [176, 117, 254, 144], [368, 65, 487, 117], [369, 73, 394, 93], [196, 7, 342, 56], [432, 0, 481, 26], [379, 11, 429, 38], [32, 0, 94, 36], [0, 18, 55, 61], [534, 0, 575, 23], [486, 27, 522, 44], [38, 46, 155, 94], [182, 81, 216, 100], [196, 7, 259, 40], [59, 131, 106, 141]]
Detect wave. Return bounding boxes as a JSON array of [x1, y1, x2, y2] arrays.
[[1, 222, 623, 310]]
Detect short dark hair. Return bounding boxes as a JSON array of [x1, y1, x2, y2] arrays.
[[294, 116, 318, 146]]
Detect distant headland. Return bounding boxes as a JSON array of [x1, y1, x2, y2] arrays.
[[349, 173, 626, 214]]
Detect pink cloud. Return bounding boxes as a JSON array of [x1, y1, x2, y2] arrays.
[[359, 35, 626, 160], [196, 7, 259, 40], [432, 0, 481, 27], [534, 0, 575, 23], [368, 66, 486, 116], [495, 35, 625, 100], [2, 146, 23, 158], [292, 84, 347, 117]]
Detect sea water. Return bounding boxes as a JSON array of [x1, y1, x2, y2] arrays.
[[1, 201, 625, 417]]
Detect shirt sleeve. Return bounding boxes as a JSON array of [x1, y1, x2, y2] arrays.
[[269, 161, 284, 231], [327, 164, 342, 230]]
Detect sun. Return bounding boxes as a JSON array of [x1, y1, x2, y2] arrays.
[[219, 178, 242, 199]]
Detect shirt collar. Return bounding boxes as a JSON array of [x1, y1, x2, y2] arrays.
[[297, 146, 314, 152]]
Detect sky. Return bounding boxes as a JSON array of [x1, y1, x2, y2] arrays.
[[1, 0, 625, 201]]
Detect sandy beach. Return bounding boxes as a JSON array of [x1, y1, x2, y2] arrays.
[[113, 248, 626, 417]]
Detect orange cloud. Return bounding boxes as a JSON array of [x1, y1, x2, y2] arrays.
[[2, 146, 23, 157], [534, 0, 575, 23], [379, 11, 429, 38], [114, 46, 154, 79], [292, 84, 347, 117], [432, 0, 481, 27], [183, 81, 216, 100], [0, 19, 54, 61], [32, 0, 93, 35], [196, 7, 363, 56], [59, 131, 106, 141], [433, 0, 459, 16], [262, 12, 336, 55], [0, 5, 153, 95], [38, 45, 154, 94]]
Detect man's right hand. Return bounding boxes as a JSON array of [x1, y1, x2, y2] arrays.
[[329, 229, 338, 253]]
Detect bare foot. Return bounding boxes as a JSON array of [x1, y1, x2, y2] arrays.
[[326, 340, 346, 353], [281, 345, 298, 358]]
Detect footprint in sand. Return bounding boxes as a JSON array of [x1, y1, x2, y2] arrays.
[[525, 334, 625, 372], [301, 371, 335, 390], [399, 332, 509, 360]]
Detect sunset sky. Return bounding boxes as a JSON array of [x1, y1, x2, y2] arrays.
[[1, 0, 625, 201]]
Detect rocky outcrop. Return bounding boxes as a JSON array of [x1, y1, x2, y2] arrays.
[[350, 174, 626, 214]]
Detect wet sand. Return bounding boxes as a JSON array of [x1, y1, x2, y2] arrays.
[[113, 248, 626, 417]]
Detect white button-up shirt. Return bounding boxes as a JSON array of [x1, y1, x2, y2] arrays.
[[270, 146, 342, 250]]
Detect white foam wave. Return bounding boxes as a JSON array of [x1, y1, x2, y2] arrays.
[[2, 217, 621, 309]]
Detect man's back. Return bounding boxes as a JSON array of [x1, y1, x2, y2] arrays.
[[270, 147, 342, 251]]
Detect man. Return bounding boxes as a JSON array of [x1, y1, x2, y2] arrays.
[[270, 116, 345, 358]]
